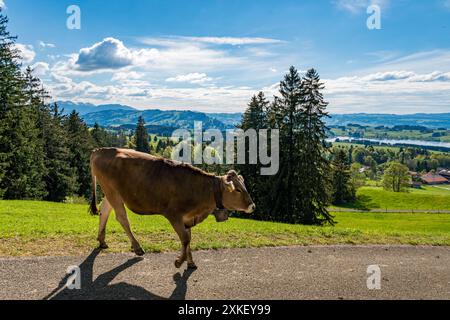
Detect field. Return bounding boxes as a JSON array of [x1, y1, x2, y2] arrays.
[[1, 199, 450, 257], [330, 126, 450, 143], [331, 186, 450, 211]]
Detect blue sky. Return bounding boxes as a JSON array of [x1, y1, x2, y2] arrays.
[[2, 0, 450, 113]]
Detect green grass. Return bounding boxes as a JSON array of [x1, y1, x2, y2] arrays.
[[331, 141, 448, 154], [331, 186, 450, 211], [330, 127, 450, 143], [1, 200, 450, 257]]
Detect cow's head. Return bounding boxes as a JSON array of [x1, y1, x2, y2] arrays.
[[221, 170, 255, 214]]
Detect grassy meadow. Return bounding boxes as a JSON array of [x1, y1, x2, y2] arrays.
[[331, 186, 450, 211], [1, 196, 450, 257]]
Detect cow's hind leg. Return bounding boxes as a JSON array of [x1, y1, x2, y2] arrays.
[[110, 197, 145, 256], [171, 220, 196, 269], [185, 228, 197, 269], [97, 198, 112, 249]]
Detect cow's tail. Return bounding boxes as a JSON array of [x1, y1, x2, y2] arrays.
[[89, 155, 99, 216]]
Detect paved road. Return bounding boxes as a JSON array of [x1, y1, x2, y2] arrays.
[[0, 246, 449, 300]]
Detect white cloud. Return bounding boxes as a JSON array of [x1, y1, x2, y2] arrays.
[[43, 35, 288, 111], [365, 50, 400, 63], [0, 0, 5, 9], [44, 65, 450, 114], [75, 37, 134, 71], [48, 74, 151, 102], [361, 50, 450, 75], [334, 0, 388, 14], [323, 70, 450, 113], [69, 37, 247, 74], [39, 41, 56, 49], [360, 70, 450, 82], [46, 71, 259, 112], [166, 73, 213, 84], [31, 62, 50, 76], [133, 41, 244, 72], [15, 43, 35, 64], [111, 71, 146, 82], [180, 36, 283, 46]]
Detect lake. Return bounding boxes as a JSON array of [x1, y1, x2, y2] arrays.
[[328, 136, 450, 149]]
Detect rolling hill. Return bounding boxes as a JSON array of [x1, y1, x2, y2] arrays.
[[57, 101, 239, 130], [82, 109, 230, 130], [58, 101, 136, 115], [56, 101, 450, 131]]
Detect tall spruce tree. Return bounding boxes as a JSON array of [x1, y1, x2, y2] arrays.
[[64, 111, 94, 199], [296, 68, 334, 225], [135, 116, 150, 153], [238, 92, 269, 219], [267, 67, 302, 222], [0, 11, 19, 198], [91, 122, 106, 148]]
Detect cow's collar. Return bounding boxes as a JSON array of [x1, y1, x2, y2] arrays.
[[213, 177, 225, 210]]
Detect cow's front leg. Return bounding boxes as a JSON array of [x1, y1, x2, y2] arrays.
[[97, 198, 112, 249], [171, 220, 195, 269]]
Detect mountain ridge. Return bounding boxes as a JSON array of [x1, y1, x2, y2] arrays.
[[56, 101, 450, 129]]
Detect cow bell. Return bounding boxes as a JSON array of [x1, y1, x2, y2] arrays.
[[212, 209, 229, 222]]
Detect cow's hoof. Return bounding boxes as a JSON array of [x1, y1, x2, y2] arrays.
[[174, 260, 183, 268], [98, 243, 109, 250], [134, 248, 145, 256], [187, 262, 198, 270]]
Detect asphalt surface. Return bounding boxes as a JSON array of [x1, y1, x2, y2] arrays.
[[0, 245, 449, 300]]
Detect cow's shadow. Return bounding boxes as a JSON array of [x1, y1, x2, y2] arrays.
[[43, 249, 195, 300]]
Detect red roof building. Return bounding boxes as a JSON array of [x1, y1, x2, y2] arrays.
[[420, 173, 449, 185]]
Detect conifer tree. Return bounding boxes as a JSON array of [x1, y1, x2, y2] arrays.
[[267, 67, 303, 222], [331, 148, 355, 204], [91, 122, 106, 148], [0, 12, 46, 199], [64, 111, 94, 199], [296, 68, 334, 225], [41, 103, 76, 202], [135, 116, 150, 153], [238, 92, 269, 219]]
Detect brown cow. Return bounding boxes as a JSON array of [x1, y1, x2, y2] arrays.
[[89, 148, 255, 269]]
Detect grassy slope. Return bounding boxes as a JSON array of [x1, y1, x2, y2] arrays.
[[331, 186, 450, 211], [1, 200, 450, 257], [330, 128, 450, 142]]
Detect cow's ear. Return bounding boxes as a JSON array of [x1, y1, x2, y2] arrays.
[[227, 170, 238, 178], [222, 177, 235, 192]]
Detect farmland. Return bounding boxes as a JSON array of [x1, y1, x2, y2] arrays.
[[331, 186, 450, 211], [1, 197, 449, 257]]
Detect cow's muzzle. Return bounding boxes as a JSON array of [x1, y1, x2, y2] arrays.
[[246, 203, 256, 214]]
